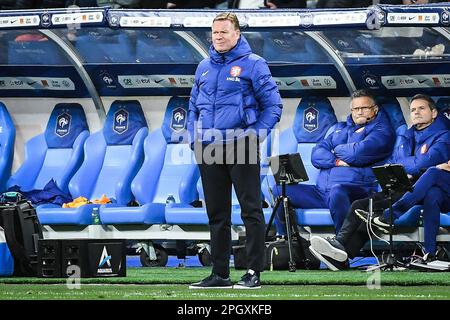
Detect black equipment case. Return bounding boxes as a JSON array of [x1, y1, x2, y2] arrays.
[[0, 200, 42, 276], [38, 239, 126, 278], [233, 237, 320, 271]]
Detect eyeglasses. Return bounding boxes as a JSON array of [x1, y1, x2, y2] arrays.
[[351, 105, 375, 113]]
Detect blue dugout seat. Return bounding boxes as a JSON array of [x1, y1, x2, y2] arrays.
[[436, 97, 450, 128], [0, 102, 15, 193], [436, 97, 450, 113], [37, 100, 147, 225], [392, 205, 450, 229], [7, 103, 88, 195], [165, 179, 211, 225], [376, 97, 407, 139], [165, 127, 274, 226], [100, 97, 199, 225]]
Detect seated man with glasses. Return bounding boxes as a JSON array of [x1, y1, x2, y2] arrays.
[[309, 94, 450, 270], [274, 89, 395, 237]]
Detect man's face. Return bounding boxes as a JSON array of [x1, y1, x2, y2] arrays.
[[212, 19, 240, 53], [351, 96, 378, 125], [410, 99, 437, 129]]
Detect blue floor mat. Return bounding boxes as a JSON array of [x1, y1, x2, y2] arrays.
[[127, 255, 204, 268], [128, 255, 377, 269]]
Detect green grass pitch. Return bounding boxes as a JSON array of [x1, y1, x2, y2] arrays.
[[0, 267, 449, 300]]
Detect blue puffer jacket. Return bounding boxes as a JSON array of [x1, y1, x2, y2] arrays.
[[188, 35, 283, 143], [311, 109, 395, 192], [388, 114, 450, 177]]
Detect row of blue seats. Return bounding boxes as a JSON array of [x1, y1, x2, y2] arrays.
[[0, 96, 449, 229]]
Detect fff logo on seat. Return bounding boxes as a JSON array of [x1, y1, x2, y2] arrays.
[[443, 108, 450, 120], [171, 107, 187, 132], [303, 107, 319, 132], [114, 109, 129, 134], [56, 112, 71, 137]]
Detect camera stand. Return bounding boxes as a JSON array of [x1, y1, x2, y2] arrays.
[[368, 164, 413, 271], [266, 153, 309, 272]]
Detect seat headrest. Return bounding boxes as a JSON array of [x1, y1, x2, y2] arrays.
[[293, 97, 337, 143], [161, 96, 189, 144], [437, 97, 450, 122], [0, 102, 13, 126], [45, 103, 89, 148], [376, 97, 406, 130], [103, 100, 147, 145]]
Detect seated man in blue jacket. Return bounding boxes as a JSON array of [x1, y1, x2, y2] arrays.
[[371, 161, 450, 265], [309, 94, 450, 270], [274, 89, 395, 234]]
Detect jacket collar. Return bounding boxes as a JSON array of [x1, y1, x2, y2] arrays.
[[411, 114, 449, 144], [209, 35, 252, 64]]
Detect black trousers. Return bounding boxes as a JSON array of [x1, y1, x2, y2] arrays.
[[337, 191, 404, 258], [195, 137, 265, 277]]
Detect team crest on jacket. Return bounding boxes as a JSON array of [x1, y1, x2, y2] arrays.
[[303, 107, 318, 132], [420, 143, 428, 154], [230, 66, 242, 77], [114, 109, 129, 134], [171, 107, 187, 132], [443, 108, 450, 120], [56, 112, 71, 137]]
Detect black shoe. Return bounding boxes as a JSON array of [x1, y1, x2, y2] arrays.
[[189, 274, 233, 289], [355, 209, 389, 234], [309, 236, 349, 271], [233, 270, 261, 289], [355, 208, 373, 223]]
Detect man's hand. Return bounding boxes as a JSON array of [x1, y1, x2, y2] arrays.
[[335, 159, 350, 167], [266, 2, 277, 8], [436, 160, 450, 172], [167, 2, 176, 8]]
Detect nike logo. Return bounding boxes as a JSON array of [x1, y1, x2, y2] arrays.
[[286, 81, 296, 86], [202, 70, 209, 77], [154, 79, 164, 84], [27, 81, 37, 85], [10, 19, 17, 24], [409, 16, 415, 20], [418, 79, 427, 84]]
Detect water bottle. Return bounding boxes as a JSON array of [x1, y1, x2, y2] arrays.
[[92, 207, 101, 225], [166, 194, 176, 205]]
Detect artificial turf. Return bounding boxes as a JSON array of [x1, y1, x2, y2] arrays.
[[0, 267, 449, 300], [0, 283, 449, 300]]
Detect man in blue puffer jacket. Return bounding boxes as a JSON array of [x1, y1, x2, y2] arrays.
[[188, 12, 282, 290], [274, 89, 395, 235], [309, 94, 450, 270]]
